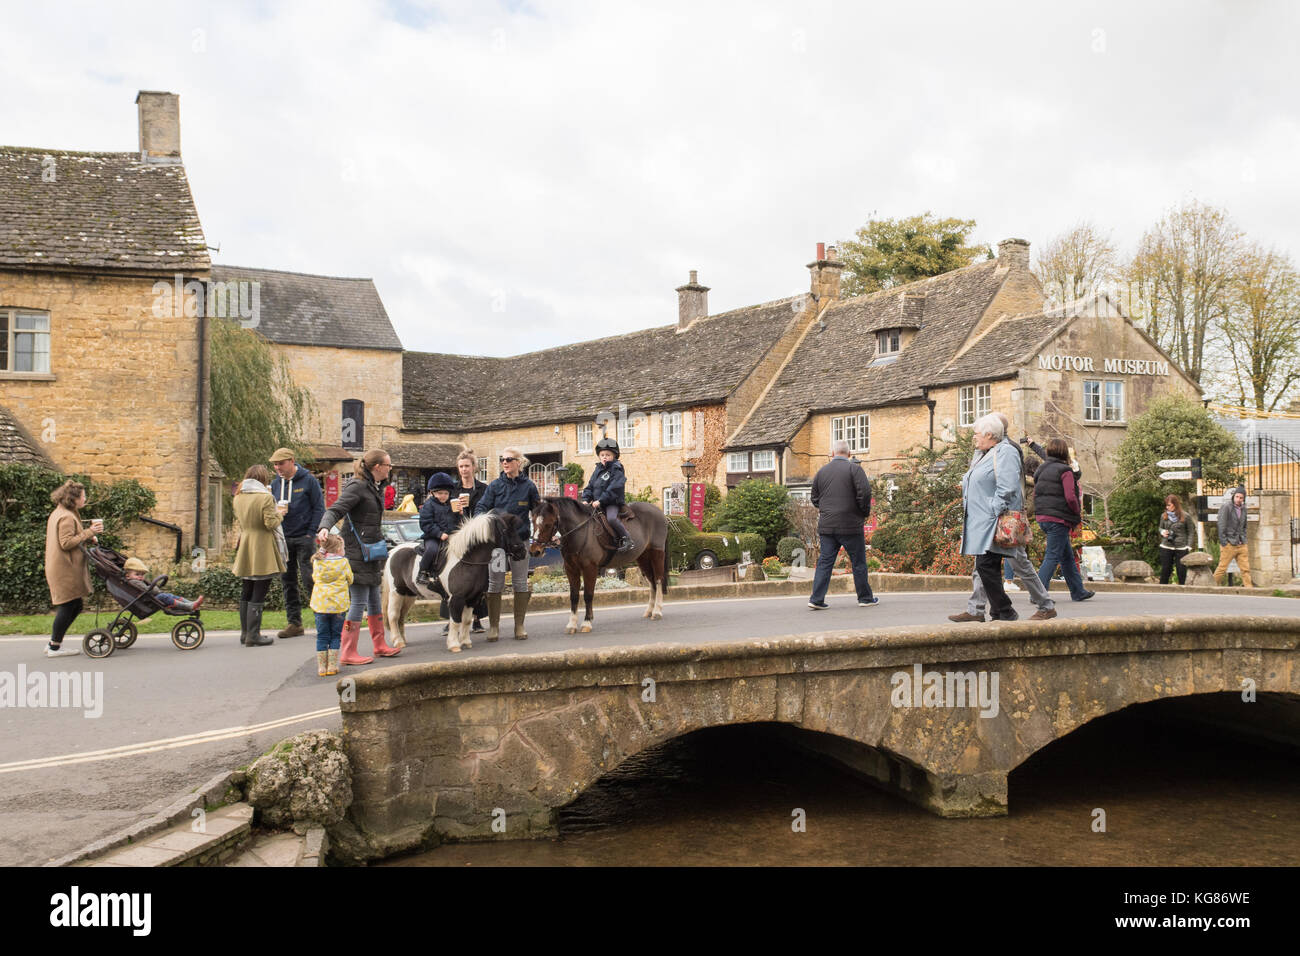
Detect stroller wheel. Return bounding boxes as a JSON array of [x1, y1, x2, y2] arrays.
[[171, 619, 205, 651], [110, 620, 138, 649], [83, 629, 115, 659]]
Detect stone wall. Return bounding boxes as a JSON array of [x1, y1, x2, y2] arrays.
[[0, 269, 208, 561], [337, 614, 1300, 860], [1248, 489, 1291, 587], [275, 343, 404, 449]]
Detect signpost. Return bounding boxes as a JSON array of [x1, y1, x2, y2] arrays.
[[1155, 457, 1203, 547]]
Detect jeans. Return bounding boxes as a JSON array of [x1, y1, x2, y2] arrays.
[[346, 584, 382, 622], [281, 535, 317, 629], [487, 548, 530, 594], [1159, 547, 1190, 585], [1038, 520, 1088, 599], [809, 531, 874, 604], [315, 612, 344, 651]]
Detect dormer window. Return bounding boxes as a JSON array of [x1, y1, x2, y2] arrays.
[[876, 328, 901, 355]]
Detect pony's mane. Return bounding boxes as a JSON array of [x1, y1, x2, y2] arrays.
[[447, 513, 498, 560], [546, 495, 590, 519]]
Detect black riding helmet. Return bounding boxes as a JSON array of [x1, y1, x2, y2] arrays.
[[427, 472, 457, 492], [595, 437, 620, 459]]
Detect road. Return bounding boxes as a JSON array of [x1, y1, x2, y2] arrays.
[[1, 588, 1294, 865]]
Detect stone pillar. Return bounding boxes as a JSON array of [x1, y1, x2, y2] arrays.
[[1249, 490, 1290, 587]]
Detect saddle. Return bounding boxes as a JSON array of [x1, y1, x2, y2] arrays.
[[594, 506, 637, 566], [418, 541, 449, 596]]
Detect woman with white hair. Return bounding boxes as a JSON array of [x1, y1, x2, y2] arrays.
[[960, 414, 1022, 621]]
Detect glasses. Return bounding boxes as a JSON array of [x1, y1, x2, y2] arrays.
[[500, 457, 517, 463]]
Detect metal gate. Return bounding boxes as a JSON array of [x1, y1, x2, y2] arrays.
[[1243, 436, 1300, 577], [528, 462, 562, 497]]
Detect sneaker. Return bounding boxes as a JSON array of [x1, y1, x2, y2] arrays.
[[1029, 608, 1058, 620], [1073, 590, 1096, 602], [441, 623, 450, 635], [858, 597, 880, 607], [1004, 582, 1021, 592], [808, 601, 829, 610], [46, 644, 80, 658], [992, 610, 1020, 621], [470, 619, 486, 634], [947, 612, 986, 623]]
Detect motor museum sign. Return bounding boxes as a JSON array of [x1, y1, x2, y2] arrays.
[[1037, 354, 1169, 376]]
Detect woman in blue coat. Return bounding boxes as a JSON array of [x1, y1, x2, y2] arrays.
[[961, 414, 1023, 621]]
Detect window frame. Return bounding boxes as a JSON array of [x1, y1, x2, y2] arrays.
[[876, 328, 901, 355], [726, 452, 750, 473], [576, 422, 594, 454], [830, 413, 870, 453], [751, 450, 776, 472], [0, 308, 52, 374], [617, 416, 637, 449], [1084, 379, 1125, 423], [476, 457, 488, 482], [959, 384, 992, 427], [662, 411, 682, 449]]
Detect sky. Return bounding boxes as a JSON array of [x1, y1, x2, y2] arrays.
[[3, 0, 1298, 356]]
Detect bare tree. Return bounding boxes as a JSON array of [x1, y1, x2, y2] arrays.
[[1220, 243, 1300, 411], [1033, 221, 1119, 307], [1127, 200, 1241, 385]]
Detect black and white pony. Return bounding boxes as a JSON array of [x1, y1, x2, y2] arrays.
[[383, 512, 527, 653]]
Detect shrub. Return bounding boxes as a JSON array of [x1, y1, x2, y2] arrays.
[[710, 479, 790, 554], [1108, 489, 1164, 566], [871, 431, 974, 574], [559, 462, 584, 488], [776, 536, 803, 563], [194, 564, 286, 610]]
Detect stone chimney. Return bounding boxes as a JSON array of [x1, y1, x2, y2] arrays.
[[136, 91, 181, 163], [901, 291, 927, 325], [675, 270, 709, 330], [997, 238, 1030, 270], [807, 242, 844, 302]]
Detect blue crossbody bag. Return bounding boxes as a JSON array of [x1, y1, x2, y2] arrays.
[[347, 514, 388, 562]]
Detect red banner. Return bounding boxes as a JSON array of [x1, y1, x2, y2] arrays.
[[564, 483, 579, 499], [688, 482, 706, 530], [325, 472, 340, 507]]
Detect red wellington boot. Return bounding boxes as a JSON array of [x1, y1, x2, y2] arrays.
[[367, 614, 401, 658], [339, 620, 373, 666]]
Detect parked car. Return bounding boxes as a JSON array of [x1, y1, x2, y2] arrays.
[[382, 512, 562, 571]]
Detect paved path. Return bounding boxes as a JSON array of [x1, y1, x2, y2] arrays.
[[2, 588, 1294, 865]]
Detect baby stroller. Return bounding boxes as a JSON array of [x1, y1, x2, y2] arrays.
[[81, 545, 205, 659]]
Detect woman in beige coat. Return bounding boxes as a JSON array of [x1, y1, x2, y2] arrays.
[[44, 480, 102, 658], [232, 464, 286, 647]]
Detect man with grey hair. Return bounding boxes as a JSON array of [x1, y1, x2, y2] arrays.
[[950, 411, 1058, 622], [808, 439, 877, 610]]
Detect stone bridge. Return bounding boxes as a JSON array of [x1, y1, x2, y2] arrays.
[[336, 615, 1300, 861]]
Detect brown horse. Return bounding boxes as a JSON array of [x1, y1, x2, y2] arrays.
[[530, 496, 669, 633]]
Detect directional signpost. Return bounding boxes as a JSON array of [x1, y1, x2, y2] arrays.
[[1155, 457, 1204, 546]]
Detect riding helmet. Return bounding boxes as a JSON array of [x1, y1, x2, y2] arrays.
[[595, 437, 620, 459], [427, 472, 457, 492]]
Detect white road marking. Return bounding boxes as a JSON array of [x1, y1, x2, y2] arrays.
[[0, 707, 339, 774]]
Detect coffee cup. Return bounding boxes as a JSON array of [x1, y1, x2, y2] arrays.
[[90, 518, 104, 532], [451, 499, 462, 513]]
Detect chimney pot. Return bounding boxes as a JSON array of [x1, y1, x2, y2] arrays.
[[816, 242, 826, 261], [136, 90, 181, 163]]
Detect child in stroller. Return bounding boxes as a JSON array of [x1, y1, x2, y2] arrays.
[[123, 557, 204, 611]]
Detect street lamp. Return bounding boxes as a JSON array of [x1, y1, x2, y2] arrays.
[[680, 461, 696, 480]]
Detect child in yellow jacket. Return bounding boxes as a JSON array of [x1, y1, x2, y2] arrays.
[[310, 533, 353, 676]]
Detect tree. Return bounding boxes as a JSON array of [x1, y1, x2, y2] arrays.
[[209, 318, 317, 480], [871, 430, 976, 575], [1220, 244, 1300, 411], [710, 479, 790, 553], [1033, 221, 1119, 307], [838, 212, 989, 297], [1113, 394, 1241, 498], [1128, 200, 1241, 385]]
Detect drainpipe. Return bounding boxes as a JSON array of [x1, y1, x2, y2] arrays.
[[195, 281, 208, 553], [923, 389, 936, 451]]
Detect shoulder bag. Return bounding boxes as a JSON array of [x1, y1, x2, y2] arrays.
[[991, 446, 1031, 548], [347, 514, 388, 562]]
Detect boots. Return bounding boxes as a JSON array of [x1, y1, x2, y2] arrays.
[[238, 600, 249, 645], [245, 603, 273, 646], [617, 536, 634, 553], [486, 592, 502, 642], [316, 650, 329, 677], [325, 649, 339, 676], [367, 614, 401, 657], [513, 591, 531, 640], [339, 620, 373, 666]]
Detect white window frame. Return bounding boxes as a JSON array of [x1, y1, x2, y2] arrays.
[[476, 457, 488, 482], [787, 487, 812, 503], [577, 422, 594, 454], [1104, 380, 1125, 422], [751, 450, 776, 472], [618, 416, 637, 449], [1084, 380, 1124, 423], [959, 384, 992, 427], [662, 411, 682, 449], [726, 452, 750, 473], [0, 309, 51, 374], [876, 328, 901, 355], [830, 414, 870, 453]]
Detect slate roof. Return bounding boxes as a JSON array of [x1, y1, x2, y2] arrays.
[[0, 405, 56, 468], [387, 441, 468, 469], [403, 297, 802, 431], [728, 260, 1010, 448], [210, 265, 403, 351], [0, 146, 209, 273], [1213, 413, 1300, 459]]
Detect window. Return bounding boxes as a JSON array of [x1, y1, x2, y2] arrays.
[[0, 310, 51, 373], [751, 450, 776, 472], [618, 416, 637, 449], [876, 328, 901, 355], [662, 412, 682, 449], [663, 484, 686, 516], [1084, 380, 1124, 422], [727, 452, 749, 473], [959, 384, 991, 427], [787, 487, 812, 503], [577, 422, 593, 454], [830, 414, 869, 453], [476, 457, 488, 482], [341, 399, 364, 450]]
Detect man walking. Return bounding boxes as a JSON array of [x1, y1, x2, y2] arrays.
[[1214, 487, 1253, 587], [808, 439, 877, 610], [949, 412, 1058, 622], [270, 448, 325, 638]]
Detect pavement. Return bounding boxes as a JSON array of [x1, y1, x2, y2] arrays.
[[2, 587, 1297, 866]]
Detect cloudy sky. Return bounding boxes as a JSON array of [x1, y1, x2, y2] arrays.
[[4, 0, 1298, 355]]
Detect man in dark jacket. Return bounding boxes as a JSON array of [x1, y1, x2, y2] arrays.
[[1214, 487, 1253, 587], [269, 448, 325, 638], [808, 440, 877, 609], [474, 447, 541, 640]]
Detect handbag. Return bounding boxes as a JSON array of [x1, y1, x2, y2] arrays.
[[990, 445, 1031, 548], [347, 514, 388, 562], [274, 525, 289, 567]]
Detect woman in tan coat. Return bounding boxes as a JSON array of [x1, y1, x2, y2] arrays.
[[44, 480, 102, 658], [232, 464, 286, 647]]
